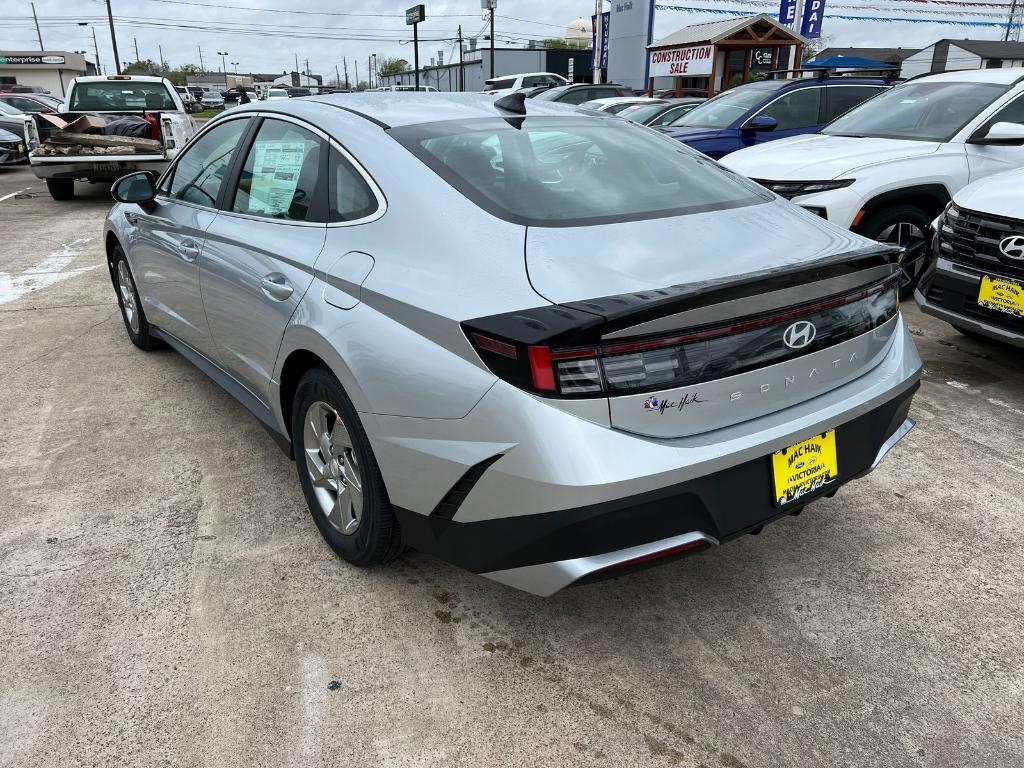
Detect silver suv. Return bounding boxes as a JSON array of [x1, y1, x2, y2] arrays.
[[104, 94, 922, 595]]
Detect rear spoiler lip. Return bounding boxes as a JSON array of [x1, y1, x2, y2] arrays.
[[463, 245, 900, 348]]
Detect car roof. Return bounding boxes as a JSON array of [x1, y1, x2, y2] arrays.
[[72, 75, 168, 83], [909, 67, 1024, 85], [487, 72, 560, 81], [301, 91, 586, 128]]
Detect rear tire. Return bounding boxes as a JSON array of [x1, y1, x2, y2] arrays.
[[857, 204, 932, 300], [292, 367, 403, 567], [45, 178, 75, 201], [112, 244, 160, 351]]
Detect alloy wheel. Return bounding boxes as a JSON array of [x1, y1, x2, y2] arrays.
[[117, 260, 139, 334], [303, 401, 363, 535], [877, 221, 928, 294]]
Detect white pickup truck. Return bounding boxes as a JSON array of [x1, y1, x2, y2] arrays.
[[25, 75, 197, 200]]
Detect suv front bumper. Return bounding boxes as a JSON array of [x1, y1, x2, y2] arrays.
[[917, 256, 1024, 349]]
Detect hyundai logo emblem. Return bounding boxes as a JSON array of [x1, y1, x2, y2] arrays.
[[783, 320, 817, 349], [999, 235, 1024, 261]]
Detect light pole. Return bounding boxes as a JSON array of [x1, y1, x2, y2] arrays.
[[231, 61, 239, 74], [217, 51, 229, 86], [77, 22, 103, 75], [105, 0, 122, 75], [481, 0, 496, 80]]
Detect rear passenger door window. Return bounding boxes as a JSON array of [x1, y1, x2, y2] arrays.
[[232, 118, 326, 222], [757, 88, 823, 131], [824, 86, 883, 123]]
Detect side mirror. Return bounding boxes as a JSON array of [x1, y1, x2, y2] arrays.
[[743, 115, 779, 133], [111, 171, 157, 210], [971, 121, 1024, 145]]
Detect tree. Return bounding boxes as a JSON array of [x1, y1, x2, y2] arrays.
[[377, 57, 409, 76], [541, 38, 587, 50], [801, 35, 832, 62], [123, 59, 160, 76], [165, 63, 204, 86]]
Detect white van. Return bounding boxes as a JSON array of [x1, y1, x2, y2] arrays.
[[482, 72, 568, 97]]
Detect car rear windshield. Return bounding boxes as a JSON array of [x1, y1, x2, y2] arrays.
[[669, 83, 784, 128], [391, 117, 768, 227], [822, 81, 1008, 142], [69, 81, 175, 111]]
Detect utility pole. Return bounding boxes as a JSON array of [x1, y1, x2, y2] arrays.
[[457, 25, 464, 92], [335, 63, 341, 88], [294, 53, 299, 76], [489, 3, 496, 81], [31, 2, 44, 51], [355, 59, 360, 90], [134, 36, 140, 63], [158, 44, 164, 72], [198, 45, 204, 72], [106, 0, 122, 75], [592, 0, 603, 84], [1006, 0, 1022, 41], [343, 57, 349, 89], [367, 56, 372, 88], [92, 26, 102, 75]]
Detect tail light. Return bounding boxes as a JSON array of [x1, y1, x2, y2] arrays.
[[464, 274, 899, 399]]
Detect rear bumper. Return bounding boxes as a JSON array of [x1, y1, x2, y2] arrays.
[[917, 257, 1024, 349], [394, 380, 917, 594], [30, 157, 168, 180]]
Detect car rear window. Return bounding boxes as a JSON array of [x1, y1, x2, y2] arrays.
[[69, 81, 175, 111], [391, 117, 767, 227]]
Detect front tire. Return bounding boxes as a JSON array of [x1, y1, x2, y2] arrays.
[[45, 178, 75, 201], [112, 244, 160, 351], [291, 367, 402, 566], [856, 205, 932, 300]]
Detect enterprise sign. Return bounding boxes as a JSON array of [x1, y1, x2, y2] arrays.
[[0, 54, 66, 65], [648, 44, 713, 78]]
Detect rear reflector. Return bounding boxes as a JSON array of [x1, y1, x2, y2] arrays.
[[472, 332, 517, 359], [602, 539, 708, 572]]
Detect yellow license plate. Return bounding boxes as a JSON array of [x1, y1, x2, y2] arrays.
[[771, 431, 839, 507], [978, 276, 1024, 318]]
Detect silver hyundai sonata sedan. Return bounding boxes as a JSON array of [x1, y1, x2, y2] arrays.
[[104, 93, 922, 596]]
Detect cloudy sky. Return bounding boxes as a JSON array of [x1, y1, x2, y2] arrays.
[[7, 0, 1019, 82]]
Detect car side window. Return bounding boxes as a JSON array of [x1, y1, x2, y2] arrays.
[[560, 89, 593, 105], [6, 96, 40, 111], [232, 118, 324, 222], [982, 94, 1024, 129], [168, 118, 248, 207], [329, 147, 378, 222], [824, 87, 882, 123], [757, 88, 822, 131]]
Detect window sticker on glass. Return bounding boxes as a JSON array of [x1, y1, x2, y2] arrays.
[[248, 141, 307, 215]]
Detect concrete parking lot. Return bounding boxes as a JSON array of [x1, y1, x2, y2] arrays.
[[1, 163, 1022, 768]]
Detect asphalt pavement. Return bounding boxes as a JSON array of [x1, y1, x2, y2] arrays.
[[1, 163, 1022, 767]]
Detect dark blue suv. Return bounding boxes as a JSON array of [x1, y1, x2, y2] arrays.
[[658, 75, 896, 159]]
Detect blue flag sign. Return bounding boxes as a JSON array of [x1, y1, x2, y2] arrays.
[[591, 11, 611, 69], [801, 0, 826, 38], [779, 0, 798, 27]]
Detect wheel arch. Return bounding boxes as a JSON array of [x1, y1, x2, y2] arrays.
[[273, 326, 373, 446], [104, 230, 122, 290], [856, 184, 951, 229]]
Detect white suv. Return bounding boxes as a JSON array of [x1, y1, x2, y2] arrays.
[[482, 72, 567, 97], [917, 167, 1024, 347], [721, 68, 1024, 296]]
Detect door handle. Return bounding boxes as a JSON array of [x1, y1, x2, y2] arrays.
[[178, 237, 200, 263], [260, 273, 293, 301]]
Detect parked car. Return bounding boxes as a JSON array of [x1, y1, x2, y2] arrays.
[[722, 68, 1024, 297], [174, 86, 204, 113], [374, 85, 439, 92], [0, 93, 62, 113], [580, 97, 664, 115], [653, 88, 710, 98], [917, 168, 1024, 346], [24, 75, 197, 200], [0, 84, 51, 94], [286, 87, 313, 98], [186, 86, 206, 104], [659, 73, 896, 160], [104, 93, 920, 595], [0, 127, 27, 166], [482, 72, 567, 97], [0, 99, 30, 139], [617, 98, 706, 127], [530, 83, 632, 105], [265, 88, 289, 100], [200, 91, 225, 110]]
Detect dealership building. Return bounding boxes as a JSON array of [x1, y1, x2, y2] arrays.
[[0, 51, 93, 97]]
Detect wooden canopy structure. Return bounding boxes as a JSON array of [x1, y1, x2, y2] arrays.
[[646, 14, 808, 97]]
